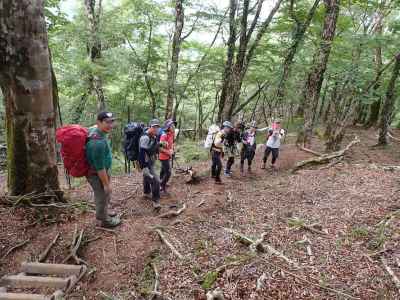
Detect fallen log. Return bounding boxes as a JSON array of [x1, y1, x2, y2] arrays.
[[159, 204, 187, 219], [297, 145, 322, 157], [292, 136, 360, 173], [63, 226, 87, 265]]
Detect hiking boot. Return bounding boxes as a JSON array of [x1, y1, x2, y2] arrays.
[[215, 177, 223, 185], [261, 162, 266, 169], [101, 216, 121, 228], [153, 200, 161, 210], [143, 193, 151, 200], [224, 170, 231, 177], [108, 210, 117, 217], [248, 166, 252, 173]]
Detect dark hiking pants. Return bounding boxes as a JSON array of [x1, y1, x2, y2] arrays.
[[160, 159, 172, 191], [143, 163, 160, 202], [211, 150, 222, 179], [263, 147, 279, 165]]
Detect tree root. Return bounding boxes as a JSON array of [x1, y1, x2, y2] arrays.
[[1, 239, 29, 260], [63, 225, 87, 265], [159, 204, 187, 218], [38, 233, 60, 262], [292, 136, 359, 173], [155, 229, 183, 260]]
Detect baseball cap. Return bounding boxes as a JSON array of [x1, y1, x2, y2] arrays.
[[97, 111, 115, 122], [149, 119, 161, 127]]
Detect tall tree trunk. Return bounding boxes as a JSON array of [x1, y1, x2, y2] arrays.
[[84, 0, 106, 112], [217, 0, 238, 123], [166, 0, 184, 120], [0, 0, 61, 197], [218, 0, 283, 122], [276, 0, 320, 103], [378, 54, 400, 145], [366, 10, 384, 127], [298, 0, 340, 147]]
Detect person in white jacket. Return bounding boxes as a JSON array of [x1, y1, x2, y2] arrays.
[[262, 120, 285, 170]]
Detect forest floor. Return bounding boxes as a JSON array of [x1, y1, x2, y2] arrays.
[[1, 127, 400, 299]]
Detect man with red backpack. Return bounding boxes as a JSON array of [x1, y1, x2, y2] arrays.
[[86, 112, 121, 228]]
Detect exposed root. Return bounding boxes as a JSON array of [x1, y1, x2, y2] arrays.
[[1, 239, 29, 260], [381, 256, 400, 293], [38, 233, 60, 262], [159, 204, 187, 219], [155, 229, 183, 260]]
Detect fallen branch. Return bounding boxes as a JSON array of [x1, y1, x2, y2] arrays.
[[176, 166, 199, 184], [155, 229, 183, 260], [63, 226, 87, 265], [319, 156, 344, 170], [224, 228, 297, 266], [297, 145, 322, 156], [159, 204, 187, 219], [206, 288, 225, 300], [381, 256, 400, 293], [1, 239, 29, 260], [292, 136, 359, 173], [259, 257, 360, 299], [38, 233, 60, 262], [197, 199, 206, 208], [288, 218, 328, 236], [256, 273, 268, 291], [149, 262, 160, 300]]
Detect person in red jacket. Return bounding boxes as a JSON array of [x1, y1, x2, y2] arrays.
[[159, 119, 176, 194]]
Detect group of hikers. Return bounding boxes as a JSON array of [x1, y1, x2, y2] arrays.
[[58, 111, 284, 229], [209, 120, 284, 184]]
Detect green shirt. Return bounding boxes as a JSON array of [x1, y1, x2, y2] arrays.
[[86, 127, 112, 172]]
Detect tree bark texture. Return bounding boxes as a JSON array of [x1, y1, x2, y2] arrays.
[[165, 0, 184, 120], [218, 0, 283, 122], [299, 0, 340, 147], [84, 0, 106, 112], [0, 0, 61, 196], [378, 53, 400, 145], [275, 0, 320, 103]]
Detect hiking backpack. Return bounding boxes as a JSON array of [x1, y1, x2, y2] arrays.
[[204, 124, 220, 149], [123, 122, 145, 162], [56, 125, 95, 177]]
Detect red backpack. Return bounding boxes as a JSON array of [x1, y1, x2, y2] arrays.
[[56, 125, 91, 177]]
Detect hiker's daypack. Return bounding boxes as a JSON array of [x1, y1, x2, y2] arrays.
[[123, 122, 145, 162], [56, 125, 95, 177], [204, 124, 220, 149]]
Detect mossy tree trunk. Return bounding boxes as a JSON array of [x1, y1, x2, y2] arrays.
[[0, 0, 61, 197]]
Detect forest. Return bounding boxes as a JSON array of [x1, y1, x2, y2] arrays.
[[0, 0, 400, 299]]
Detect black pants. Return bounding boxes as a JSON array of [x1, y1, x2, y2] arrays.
[[263, 147, 279, 164], [160, 159, 171, 190], [226, 157, 234, 172], [241, 148, 255, 167], [211, 150, 222, 179], [143, 163, 160, 201]]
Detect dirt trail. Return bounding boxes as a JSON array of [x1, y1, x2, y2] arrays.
[[1, 128, 400, 299]]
